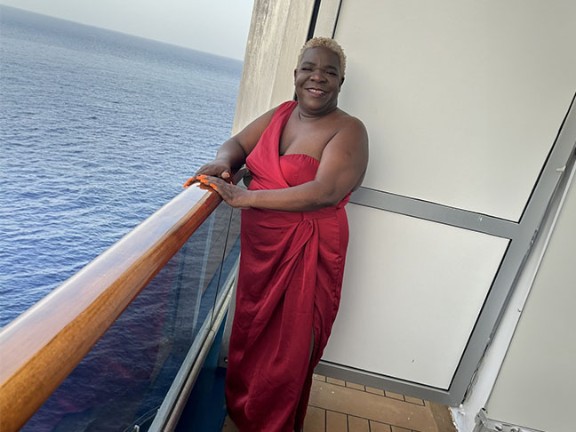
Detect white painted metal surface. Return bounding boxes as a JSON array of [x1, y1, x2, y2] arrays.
[[334, 0, 575, 221], [324, 205, 508, 388], [320, 0, 576, 395]]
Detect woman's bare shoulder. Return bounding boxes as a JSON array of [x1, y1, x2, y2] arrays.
[[334, 109, 368, 136]]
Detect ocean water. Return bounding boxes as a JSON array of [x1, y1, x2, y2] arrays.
[[0, 6, 242, 327]]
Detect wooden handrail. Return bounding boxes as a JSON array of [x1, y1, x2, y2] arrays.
[[0, 183, 222, 432]]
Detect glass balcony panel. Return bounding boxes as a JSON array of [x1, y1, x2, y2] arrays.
[[22, 202, 240, 432]]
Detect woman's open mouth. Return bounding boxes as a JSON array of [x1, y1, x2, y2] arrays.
[[306, 87, 326, 97]]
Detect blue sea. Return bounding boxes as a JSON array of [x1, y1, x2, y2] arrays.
[[0, 6, 242, 328]]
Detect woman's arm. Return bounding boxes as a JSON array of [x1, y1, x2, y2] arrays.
[[198, 117, 369, 211], [189, 107, 277, 181]]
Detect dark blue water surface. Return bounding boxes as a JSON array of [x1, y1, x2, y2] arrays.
[[0, 6, 242, 327]]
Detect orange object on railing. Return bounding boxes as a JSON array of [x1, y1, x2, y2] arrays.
[[0, 183, 222, 432]]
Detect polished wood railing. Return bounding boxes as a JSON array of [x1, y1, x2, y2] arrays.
[[0, 183, 222, 432]]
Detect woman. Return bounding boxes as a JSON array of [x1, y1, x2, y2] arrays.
[[185, 37, 368, 431]]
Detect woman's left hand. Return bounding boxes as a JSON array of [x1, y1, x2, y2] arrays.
[[195, 175, 252, 208]]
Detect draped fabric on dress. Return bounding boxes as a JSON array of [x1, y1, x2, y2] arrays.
[[225, 101, 350, 431]]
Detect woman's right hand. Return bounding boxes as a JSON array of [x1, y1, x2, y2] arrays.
[[196, 160, 232, 180], [183, 160, 232, 188]]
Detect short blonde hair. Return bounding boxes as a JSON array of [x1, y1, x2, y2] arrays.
[[297, 37, 346, 77]]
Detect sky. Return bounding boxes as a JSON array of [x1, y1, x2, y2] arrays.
[[0, 0, 255, 60]]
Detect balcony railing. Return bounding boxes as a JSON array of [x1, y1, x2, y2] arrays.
[[0, 181, 241, 431]]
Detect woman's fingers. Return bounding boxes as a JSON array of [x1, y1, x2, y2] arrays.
[[201, 176, 227, 198], [184, 175, 247, 208], [194, 163, 232, 179], [182, 175, 217, 188], [197, 176, 243, 205], [183, 176, 197, 188], [183, 172, 229, 189], [196, 174, 219, 189]]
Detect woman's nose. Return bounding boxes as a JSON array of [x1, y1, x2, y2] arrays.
[[310, 69, 326, 81]]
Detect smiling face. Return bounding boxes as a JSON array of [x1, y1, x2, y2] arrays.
[[294, 46, 344, 117]]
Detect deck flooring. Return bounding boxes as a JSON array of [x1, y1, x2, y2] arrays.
[[222, 374, 456, 432]]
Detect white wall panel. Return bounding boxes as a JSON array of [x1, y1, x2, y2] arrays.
[[334, 0, 576, 221], [323, 204, 509, 389]]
